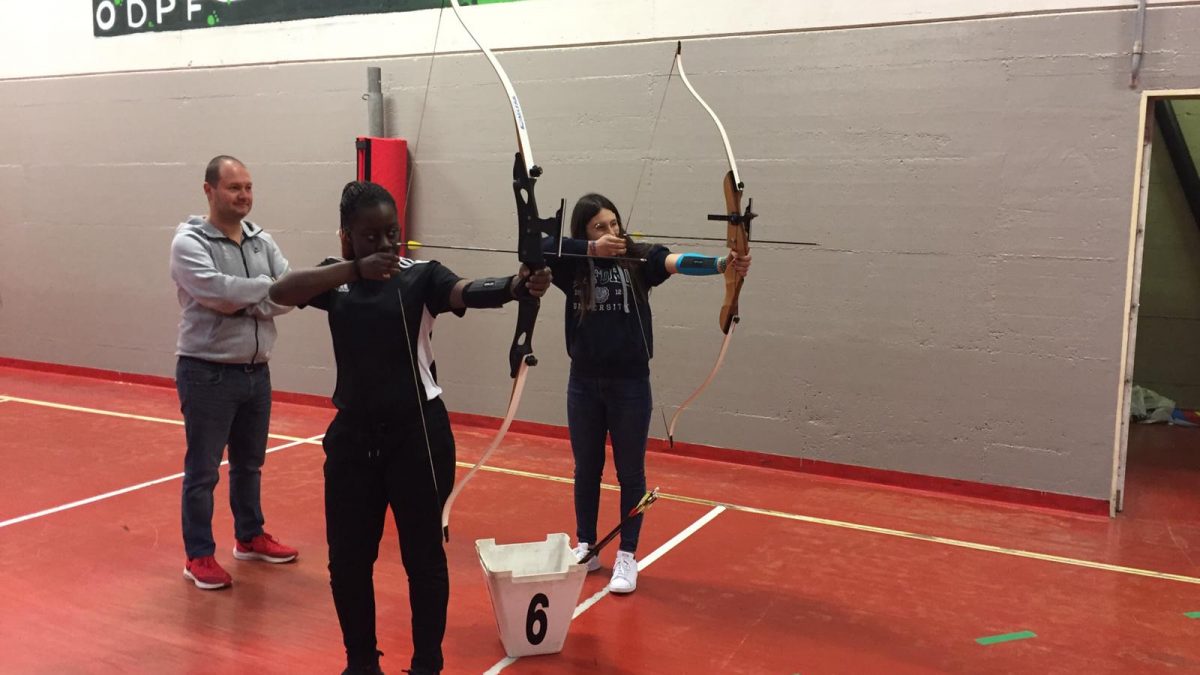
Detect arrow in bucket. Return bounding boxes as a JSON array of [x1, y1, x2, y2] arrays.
[[579, 487, 660, 565]]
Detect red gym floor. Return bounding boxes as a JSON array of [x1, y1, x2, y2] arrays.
[[1, 364, 1198, 673]]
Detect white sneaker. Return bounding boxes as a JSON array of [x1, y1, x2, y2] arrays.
[[608, 550, 638, 593], [573, 542, 601, 573]]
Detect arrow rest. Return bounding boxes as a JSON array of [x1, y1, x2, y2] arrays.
[[706, 197, 757, 236]]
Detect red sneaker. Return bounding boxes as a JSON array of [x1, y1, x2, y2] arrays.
[[233, 532, 298, 563], [184, 555, 232, 590]]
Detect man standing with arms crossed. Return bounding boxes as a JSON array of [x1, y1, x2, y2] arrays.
[[170, 155, 298, 590]]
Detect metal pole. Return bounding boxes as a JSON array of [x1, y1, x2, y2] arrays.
[[1130, 0, 1147, 89], [366, 66, 384, 137]]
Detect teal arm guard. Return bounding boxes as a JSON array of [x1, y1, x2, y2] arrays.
[[675, 252, 727, 276]]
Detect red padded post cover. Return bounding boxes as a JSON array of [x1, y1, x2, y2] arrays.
[[355, 136, 409, 256]]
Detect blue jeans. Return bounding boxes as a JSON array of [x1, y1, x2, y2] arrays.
[[567, 374, 651, 554], [176, 356, 271, 559]]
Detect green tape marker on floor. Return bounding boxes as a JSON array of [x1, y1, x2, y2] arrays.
[[1186, 611, 1200, 619], [976, 631, 1036, 645]]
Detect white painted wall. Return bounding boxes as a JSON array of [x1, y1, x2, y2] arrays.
[[3, 0, 1196, 80]]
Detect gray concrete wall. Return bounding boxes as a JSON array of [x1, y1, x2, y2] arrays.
[[4, 7, 1200, 499]]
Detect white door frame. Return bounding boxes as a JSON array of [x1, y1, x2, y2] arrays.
[[1111, 89, 1200, 515]]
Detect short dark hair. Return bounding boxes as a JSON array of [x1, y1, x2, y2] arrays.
[[205, 155, 245, 187]]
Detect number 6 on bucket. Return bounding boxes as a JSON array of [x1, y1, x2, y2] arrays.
[[526, 593, 549, 645]]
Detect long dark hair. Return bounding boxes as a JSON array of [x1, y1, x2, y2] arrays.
[[568, 193, 653, 321]]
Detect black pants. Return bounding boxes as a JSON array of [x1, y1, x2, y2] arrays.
[[323, 398, 457, 672]]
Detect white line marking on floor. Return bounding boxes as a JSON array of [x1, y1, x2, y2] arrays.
[[0, 394, 312, 442], [0, 435, 323, 529]]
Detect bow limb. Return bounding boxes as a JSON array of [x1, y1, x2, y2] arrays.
[[674, 42, 742, 190], [666, 175, 749, 445], [440, 359, 531, 537], [676, 40, 753, 331], [665, 41, 756, 445], [439, 0, 563, 541], [447, 0, 537, 175], [672, 174, 744, 441], [666, 324, 735, 447]]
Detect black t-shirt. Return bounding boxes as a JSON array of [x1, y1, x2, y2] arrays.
[[302, 257, 463, 418]]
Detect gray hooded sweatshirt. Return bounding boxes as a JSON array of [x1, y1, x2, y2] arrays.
[[170, 216, 292, 364]]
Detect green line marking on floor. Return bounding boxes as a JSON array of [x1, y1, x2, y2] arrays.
[[976, 630, 1036, 645], [1186, 611, 1200, 619]]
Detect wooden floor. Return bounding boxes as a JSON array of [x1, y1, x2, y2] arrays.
[[0, 365, 1198, 673]]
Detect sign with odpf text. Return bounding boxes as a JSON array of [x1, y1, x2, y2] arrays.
[[92, 0, 523, 38]]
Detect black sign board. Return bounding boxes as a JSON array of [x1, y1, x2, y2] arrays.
[[93, 0, 520, 38]]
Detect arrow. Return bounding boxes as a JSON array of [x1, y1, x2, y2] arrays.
[[628, 232, 818, 247], [407, 240, 648, 263]]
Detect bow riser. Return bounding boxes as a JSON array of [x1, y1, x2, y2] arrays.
[[510, 151, 565, 377], [719, 171, 750, 334]]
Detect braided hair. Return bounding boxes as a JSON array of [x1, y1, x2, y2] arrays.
[[338, 181, 397, 259]]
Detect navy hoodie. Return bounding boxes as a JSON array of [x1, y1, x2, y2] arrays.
[[545, 238, 672, 378]]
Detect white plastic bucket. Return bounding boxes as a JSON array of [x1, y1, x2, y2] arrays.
[[475, 533, 588, 658]]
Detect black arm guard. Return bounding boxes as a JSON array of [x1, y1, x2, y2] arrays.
[[462, 276, 519, 309]]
